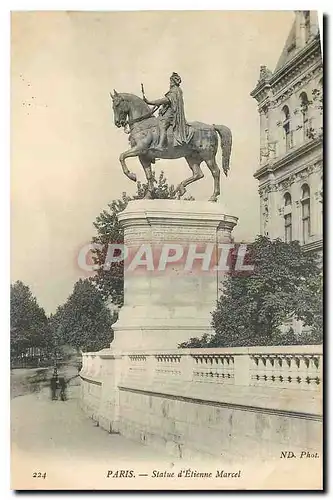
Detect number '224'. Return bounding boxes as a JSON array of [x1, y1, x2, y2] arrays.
[[32, 472, 47, 479]]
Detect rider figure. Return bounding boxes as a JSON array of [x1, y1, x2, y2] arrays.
[[142, 72, 192, 150]]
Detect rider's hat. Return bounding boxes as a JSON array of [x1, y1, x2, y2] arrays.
[[170, 72, 182, 85]]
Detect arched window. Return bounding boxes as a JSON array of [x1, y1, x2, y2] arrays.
[[300, 92, 310, 139], [301, 184, 311, 244], [282, 105, 292, 151], [284, 191, 292, 242], [284, 192, 292, 206]]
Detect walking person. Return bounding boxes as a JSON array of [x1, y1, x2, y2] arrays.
[[58, 376, 67, 401], [50, 367, 58, 401]]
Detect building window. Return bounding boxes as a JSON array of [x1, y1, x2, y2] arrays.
[[282, 105, 292, 151], [284, 213, 292, 243], [301, 184, 311, 244], [284, 192, 292, 207], [263, 205, 269, 236], [284, 192, 292, 243], [304, 11, 311, 43], [300, 92, 310, 139]]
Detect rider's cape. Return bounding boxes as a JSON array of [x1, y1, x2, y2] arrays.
[[165, 86, 193, 146]]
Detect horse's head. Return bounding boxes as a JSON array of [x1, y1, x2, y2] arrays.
[[110, 90, 151, 129], [110, 90, 128, 128]]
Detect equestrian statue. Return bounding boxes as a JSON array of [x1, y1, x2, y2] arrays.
[[110, 72, 232, 202]]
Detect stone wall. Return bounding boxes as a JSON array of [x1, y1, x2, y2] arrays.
[[80, 345, 322, 461]]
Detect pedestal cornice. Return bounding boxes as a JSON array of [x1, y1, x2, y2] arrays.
[[118, 200, 238, 230]]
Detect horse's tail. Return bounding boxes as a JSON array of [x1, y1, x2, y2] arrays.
[[213, 124, 232, 177]]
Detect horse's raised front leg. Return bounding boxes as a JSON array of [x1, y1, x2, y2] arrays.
[[176, 156, 204, 198], [119, 146, 144, 182], [139, 155, 155, 199]]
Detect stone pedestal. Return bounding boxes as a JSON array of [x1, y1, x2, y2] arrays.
[[111, 200, 238, 350]]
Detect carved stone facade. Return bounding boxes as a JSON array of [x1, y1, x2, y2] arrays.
[[251, 11, 323, 255]]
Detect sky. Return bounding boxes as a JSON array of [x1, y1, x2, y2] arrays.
[[11, 10, 295, 314]]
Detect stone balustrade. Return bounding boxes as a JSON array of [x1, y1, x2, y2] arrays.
[[81, 345, 322, 396], [249, 351, 321, 390], [80, 344, 322, 460], [192, 353, 235, 385]]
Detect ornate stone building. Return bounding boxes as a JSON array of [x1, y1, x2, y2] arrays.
[[251, 11, 323, 255]]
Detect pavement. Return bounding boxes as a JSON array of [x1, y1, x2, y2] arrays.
[[10, 370, 322, 490], [11, 376, 176, 489]]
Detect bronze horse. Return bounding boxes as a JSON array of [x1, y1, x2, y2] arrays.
[[110, 90, 232, 202]]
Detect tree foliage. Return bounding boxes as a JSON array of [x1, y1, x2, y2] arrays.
[[10, 281, 51, 359], [50, 279, 116, 352], [91, 171, 191, 306], [180, 236, 323, 348]]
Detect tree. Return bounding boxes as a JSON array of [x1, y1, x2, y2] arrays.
[[51, 279, 116, 352], [180, 236, 323, 348], [91, 171, 191, 306], [10, 281, 51, 360]]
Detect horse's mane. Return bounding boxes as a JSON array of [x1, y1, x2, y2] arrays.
[[120, 93, 151, 114]]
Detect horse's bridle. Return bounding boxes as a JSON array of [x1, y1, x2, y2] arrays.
[[127, 105, 159, 127]]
